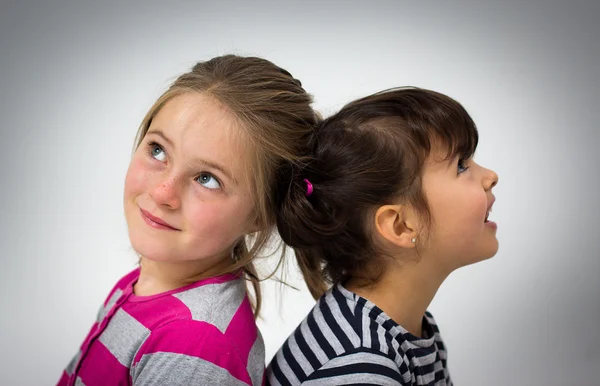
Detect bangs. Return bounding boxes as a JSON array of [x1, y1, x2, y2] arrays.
[[427, 107, 479, 162], [402, 88, 480, 162], [341, 87, 479, 163]]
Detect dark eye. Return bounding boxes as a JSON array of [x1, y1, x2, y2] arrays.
[[457, 158, 469, 174]]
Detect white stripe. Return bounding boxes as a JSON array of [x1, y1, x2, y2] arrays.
[[272, 347, 299, 385], [376, 324, 389, 356], [303, 372, 400, 386], [299, 319, 329, 364], [324, 294, 360, 347], [286, 331, 314, 377], [317, 350, 398, 371], [312, 305, 345, 356], [361, 311, 372, 348]]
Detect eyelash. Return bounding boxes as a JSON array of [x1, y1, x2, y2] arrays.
[[457, 158, 470, 174], [147, 141, 165, 160], [145, 140, 223, 191]]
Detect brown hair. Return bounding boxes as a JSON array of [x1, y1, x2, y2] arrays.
[[275, 87, 479, 299], [133, 55, 319, 316]]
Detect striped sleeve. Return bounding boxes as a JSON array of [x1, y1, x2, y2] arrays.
[[303, 349, 404, 386], [131, 320, 255, 386], [269, 349, 406, 386]]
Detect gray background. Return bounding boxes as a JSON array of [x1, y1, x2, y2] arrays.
[[1, 1, 598, 385]]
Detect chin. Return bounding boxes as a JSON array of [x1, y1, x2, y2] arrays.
[[457, 243, 499, 269], [475, 242, 500, 264], [127, 227, 175, 262]]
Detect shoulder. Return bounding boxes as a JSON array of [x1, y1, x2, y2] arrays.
[[269, 348, 405, 386], [112, 267, 140, 294], [95, 267, 140, 321], [105, 267, 139, 302], [172, 276, 251, 331], [267, 288, 371, 385], [132, 319, 264, 386]]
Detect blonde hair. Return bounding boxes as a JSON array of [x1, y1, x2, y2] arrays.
[[133, 55, 319, 316]]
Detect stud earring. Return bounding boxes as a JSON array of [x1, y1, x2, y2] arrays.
[[411, 237, 416, 243]]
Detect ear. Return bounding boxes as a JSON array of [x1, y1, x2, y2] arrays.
[[374, 204, 418, 249], [246, 219, 261, 235]]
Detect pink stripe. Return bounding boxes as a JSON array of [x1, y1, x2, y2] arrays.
[[78, 321, 101, 351], [121, 295, 192, 329], [133, 320, 252, 384], [225, 296, 256, 366], [103, 268, 139, 306], [56, 371, 68, 386], [77, 340, 130, 386], [129, 272, 240, 302]]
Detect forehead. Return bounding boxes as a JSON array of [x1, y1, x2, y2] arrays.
[[154, 92, 241, 141], [151, 93, 253, 182]]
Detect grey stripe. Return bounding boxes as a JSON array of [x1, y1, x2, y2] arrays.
[[65, 350, 81, 375], [416, 351, 438, 366], [132, 351, 249, 386], [286, 331, 313, 378], [375, 324, 389, 356], [74, 376, 86, 386], [323, 294, 360, 347], [299, 319, 329, 364], [304, 372, 400, 386], [415, 360, 444, 384], [97, 288, 123, 321], [247, 331, 265, 386], [312, 306, 345, 356], [272, 348, 299, 385], [361, 311, 372, 349], [98, 308, 150, 367], [173, 279, 245, 333], [388, 337, 405, 367], [318, 350, 399, 371]]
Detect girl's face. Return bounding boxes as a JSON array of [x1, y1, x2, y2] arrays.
[[123, 92, 257, 265], [420, 147, 499, 270]]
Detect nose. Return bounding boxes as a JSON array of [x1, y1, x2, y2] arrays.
[[150, 174, 181, 209], [483, 167, 499, 191]]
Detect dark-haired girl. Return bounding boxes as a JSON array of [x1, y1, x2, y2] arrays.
[[269, 87, 499, 385]]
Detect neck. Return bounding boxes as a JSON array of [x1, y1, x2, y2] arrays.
[[134, 254, 234, 296], [346, 256, 450, 337]]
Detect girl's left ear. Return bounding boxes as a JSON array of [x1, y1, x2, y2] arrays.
[[374, 204, 419, 249]]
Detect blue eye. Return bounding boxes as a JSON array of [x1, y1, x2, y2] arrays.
[[196, 173, 221, 190], [457, 158, 469, 174], [149, 142, 166, 162]]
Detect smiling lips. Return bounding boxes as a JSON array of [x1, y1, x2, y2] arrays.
[[140, 208, 180, 231]]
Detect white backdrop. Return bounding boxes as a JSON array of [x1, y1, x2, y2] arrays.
[[1, 1, 598, 385]]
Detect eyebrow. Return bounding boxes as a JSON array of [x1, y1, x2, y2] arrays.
[[146, 129, 237, 184]]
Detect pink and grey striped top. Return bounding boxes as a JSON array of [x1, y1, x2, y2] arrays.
[[57, 268, 265, 386]]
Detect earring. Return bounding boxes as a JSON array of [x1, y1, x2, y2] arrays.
[[411, 237, 416, 243]]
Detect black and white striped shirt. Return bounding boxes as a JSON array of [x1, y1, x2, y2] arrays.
[[267, 283, 452, 385]]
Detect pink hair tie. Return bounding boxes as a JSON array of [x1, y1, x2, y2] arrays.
[[303, 179, 313, 197]]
